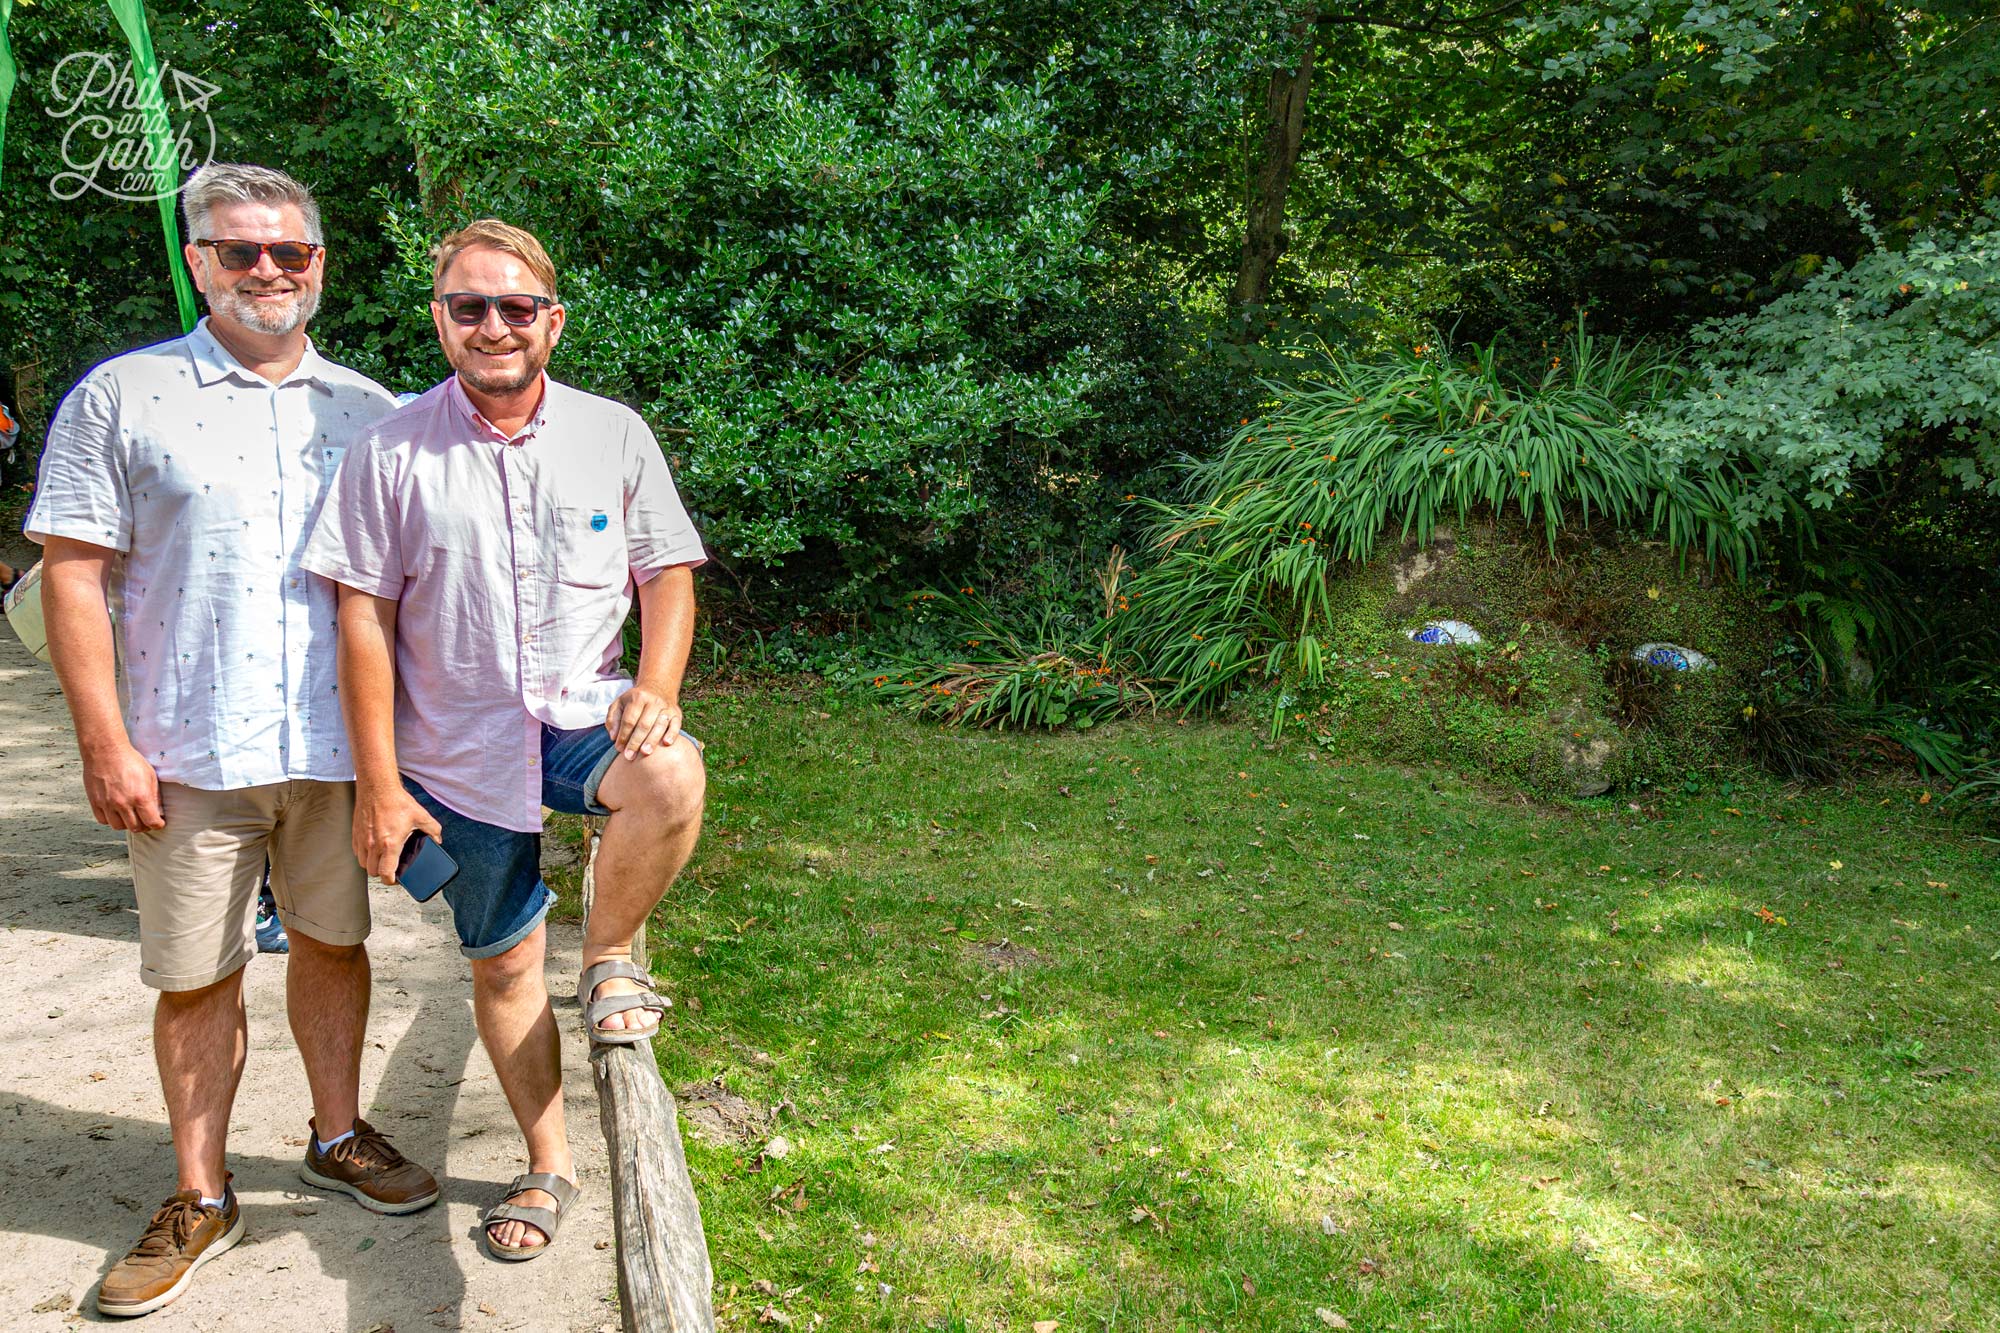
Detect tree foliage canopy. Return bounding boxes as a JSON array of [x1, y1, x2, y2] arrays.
[[1643, 207, 2000, 524]]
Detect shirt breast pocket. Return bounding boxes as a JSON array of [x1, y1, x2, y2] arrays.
[[555, 505, 626, 589]]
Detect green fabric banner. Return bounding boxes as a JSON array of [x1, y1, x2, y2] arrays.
[[104, 0, 199, 332], [0, 0, 17, 192]]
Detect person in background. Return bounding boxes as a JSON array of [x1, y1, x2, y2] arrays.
[[255, 866, 289, 954], [1, 400, 18, 591]]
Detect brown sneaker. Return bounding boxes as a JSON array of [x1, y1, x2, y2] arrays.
[[299, 1117, 440, 1215], [97, 1182, 244, 1317]]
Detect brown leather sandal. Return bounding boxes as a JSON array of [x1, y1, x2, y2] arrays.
[[480, 1172, 579, 1262]]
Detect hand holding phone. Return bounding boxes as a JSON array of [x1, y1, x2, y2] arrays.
[[396, 830, 460, 902]]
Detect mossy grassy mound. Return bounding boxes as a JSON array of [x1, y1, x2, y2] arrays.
[[1298, 521, 1775, 797]]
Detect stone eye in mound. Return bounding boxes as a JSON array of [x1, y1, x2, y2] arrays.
[[1405, 619, 1483, 646], [1631, 642, 1714, 671]]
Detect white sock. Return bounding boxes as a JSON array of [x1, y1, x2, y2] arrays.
[[199, 1195, 226, 1210], [315, 1128, 355, 1153]]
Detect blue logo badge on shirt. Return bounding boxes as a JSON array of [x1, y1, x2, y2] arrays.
[[590, 512, 608, 532]]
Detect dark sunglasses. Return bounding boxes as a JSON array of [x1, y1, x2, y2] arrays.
[[195, 238, 322, 273], [436, 291, 556, 327]]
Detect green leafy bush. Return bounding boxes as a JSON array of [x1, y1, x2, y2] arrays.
[[320, 0, 1110, 604], [1640, 206, 2000, 523], [315, 0, 1287, 609]]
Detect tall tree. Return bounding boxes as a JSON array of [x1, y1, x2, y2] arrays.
[[1229, 12, 1314, 326]]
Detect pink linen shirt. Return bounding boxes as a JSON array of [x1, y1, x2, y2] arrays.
[[301, 374, 705, 832]]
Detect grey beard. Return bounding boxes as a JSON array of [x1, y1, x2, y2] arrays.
[[207, 281, 320, 336]]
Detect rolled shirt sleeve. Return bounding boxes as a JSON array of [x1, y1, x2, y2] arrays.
[[623, 416, 705, 583], [25, 377, 133, 551], [302, 436, 406, 598]]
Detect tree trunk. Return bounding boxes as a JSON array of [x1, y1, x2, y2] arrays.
[[1230, 19, 1315, 336]]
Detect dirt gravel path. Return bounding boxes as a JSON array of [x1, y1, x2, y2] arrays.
[[0, 540, 622, 1331]]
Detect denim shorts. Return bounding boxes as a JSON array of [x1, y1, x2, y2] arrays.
[[403, 723, 704, 959]]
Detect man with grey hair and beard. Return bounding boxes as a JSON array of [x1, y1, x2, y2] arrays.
[[27, 163, 437, 1318]]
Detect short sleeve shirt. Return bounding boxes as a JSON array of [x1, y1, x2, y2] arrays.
[[24, 319, 396, 789], [301, 374, 705, 832]]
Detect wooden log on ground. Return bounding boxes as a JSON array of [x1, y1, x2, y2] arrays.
[[580, 814, 715, 1332], [591, 1042, 715, 1333]]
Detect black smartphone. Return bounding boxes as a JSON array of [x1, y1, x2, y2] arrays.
[[396, 831, 459, 902]]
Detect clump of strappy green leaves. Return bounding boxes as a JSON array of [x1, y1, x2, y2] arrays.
[[871, 330, 1758, 727], [869, 573, 1154, 731]]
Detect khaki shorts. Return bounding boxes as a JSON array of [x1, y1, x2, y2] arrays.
[[126, 779, 369, 991]]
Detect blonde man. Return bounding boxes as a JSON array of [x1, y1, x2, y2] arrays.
[[304, 220, 706, 1260], [28, 163, 437, 1319]]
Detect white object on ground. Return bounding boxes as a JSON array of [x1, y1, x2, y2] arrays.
[[3, 561, 47, 664]]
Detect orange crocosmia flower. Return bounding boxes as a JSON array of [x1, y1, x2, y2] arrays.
[[1442, 447, 1455, 455]]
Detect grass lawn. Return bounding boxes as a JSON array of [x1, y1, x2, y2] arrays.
[[550, 685, 1998, 1332]]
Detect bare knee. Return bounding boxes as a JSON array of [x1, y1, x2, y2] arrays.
[[470, 931, 546, 997], [155, 970, 245, 1043], [157, 968, 244, 1014], [600, 741, 705, 830]]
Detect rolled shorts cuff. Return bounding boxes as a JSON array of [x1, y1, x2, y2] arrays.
[[578, 744, 618, 818], [458, 883, 556, 960], [272, 908, 372, 949], [404, 777, 556, 957], [140, 951, 252, 994]]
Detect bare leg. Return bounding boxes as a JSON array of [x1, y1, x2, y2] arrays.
[[469, 924, 572, 1249], [583, 741, 705, 1031], [156, 968, 248, 1199], [286, 935, 367, 1139]]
